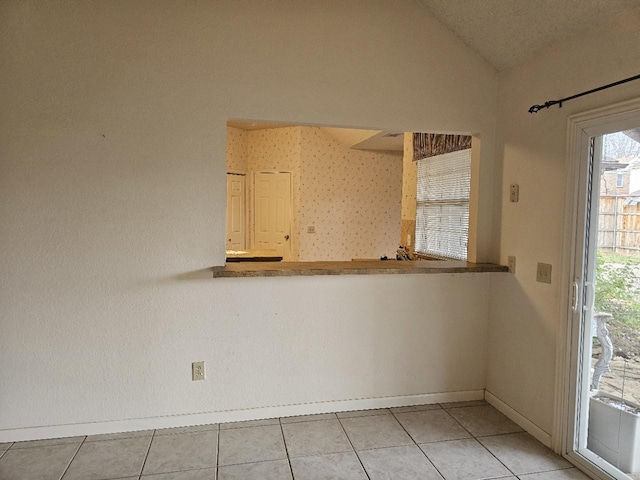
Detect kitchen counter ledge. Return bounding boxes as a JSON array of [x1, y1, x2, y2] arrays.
[[212, 260, 508, 278]]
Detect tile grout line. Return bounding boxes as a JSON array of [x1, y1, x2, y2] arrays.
[[445, 409, 521, 478], [335, 415, 372, 480], [56, 436, 87, 480], [278, 418, 296, 480], [215, 456, 300, 469], [335, 409, 392, 420], [442, 407, 521, 477], [0, 445, 11, 460], [439, 405, 520, 457], [219, 419, 280, 431], [279, 413, 338, 425], [474, 430, 525, 439], [389, 409, 449, 480], [440, 406, 476, 437], [136, 429, 156, 479], [135, 430, 225, 478], [216, 424, 220, 480], [137, 465, 218, 478], [144, 426, 218, 437], [389, 409, 421, 445]]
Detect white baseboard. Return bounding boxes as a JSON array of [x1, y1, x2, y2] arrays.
[[485, 390, 552, 448], [0, 389, 484, 442]]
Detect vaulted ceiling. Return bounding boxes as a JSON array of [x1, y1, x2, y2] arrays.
[[418, 0, 640, 71], [229, 1, 640, 150]]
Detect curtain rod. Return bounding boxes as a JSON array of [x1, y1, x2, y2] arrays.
[[528, 73, 640, 114]]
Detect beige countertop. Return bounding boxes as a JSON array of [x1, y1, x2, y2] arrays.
[[212, 259, 508, 278]]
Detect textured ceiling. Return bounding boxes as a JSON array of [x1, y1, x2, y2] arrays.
[[418, 0, 640, 71]]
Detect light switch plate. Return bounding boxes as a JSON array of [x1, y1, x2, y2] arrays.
[[192, 361, 205, 381], [307, 225, 316, 234], [536, 263, 552, 284]]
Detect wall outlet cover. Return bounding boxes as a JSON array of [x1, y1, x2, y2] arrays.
[[509, 184, 519, 203], [508, 256, 516, 274]]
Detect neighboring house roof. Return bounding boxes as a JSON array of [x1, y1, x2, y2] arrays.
[[602, 160, 628, 171], [603, 157, 640, 172], [624, 128, 640, 143]]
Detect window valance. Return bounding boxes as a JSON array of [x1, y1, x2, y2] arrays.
[[413, 133, 472, 161]]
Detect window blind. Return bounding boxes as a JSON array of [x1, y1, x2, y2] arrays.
[[415, 149, 471, 261]]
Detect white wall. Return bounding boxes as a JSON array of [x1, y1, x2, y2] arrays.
[[0, 1, 499, 438], [1, 273, 492, 435], [489, 10, 640, 437]]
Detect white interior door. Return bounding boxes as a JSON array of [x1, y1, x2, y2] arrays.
[[254, 172, 291, 260], [226, 174, 246, 250]]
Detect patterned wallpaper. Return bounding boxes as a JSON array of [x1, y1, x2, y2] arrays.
[[226, 126, 248, 173], [299, 127, 402, 261], [225, 125, 403, 261], [246, 127, 302, 260]]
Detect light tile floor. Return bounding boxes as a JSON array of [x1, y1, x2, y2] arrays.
[[0, 400, 593, 480]]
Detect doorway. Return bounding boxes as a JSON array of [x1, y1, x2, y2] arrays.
[[254, 172, 292, 261], [564, 100, 640, 480], [226, 173, 246, 250]]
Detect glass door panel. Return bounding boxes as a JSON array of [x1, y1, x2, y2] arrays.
[[572, 126, 640, 480]]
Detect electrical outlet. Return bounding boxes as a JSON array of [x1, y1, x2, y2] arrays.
[[192, 361, 205, 381], [307, 225, 316, 234], [536, 263, 552, 284], [508, 256, 516, 274], [509, 184, 519, 203]]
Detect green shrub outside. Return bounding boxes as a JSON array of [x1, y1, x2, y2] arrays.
[[595, 252, 640, 333]]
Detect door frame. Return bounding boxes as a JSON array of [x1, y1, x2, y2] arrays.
[[555, 97, 640, 480]]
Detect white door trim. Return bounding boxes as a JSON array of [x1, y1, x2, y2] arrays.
[[554, 97, 640, 476]]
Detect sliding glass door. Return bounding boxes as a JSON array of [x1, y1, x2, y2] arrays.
[[565, 101, 640, 480]]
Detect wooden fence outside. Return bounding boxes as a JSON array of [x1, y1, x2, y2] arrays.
[[598, 195, 640, 255]]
